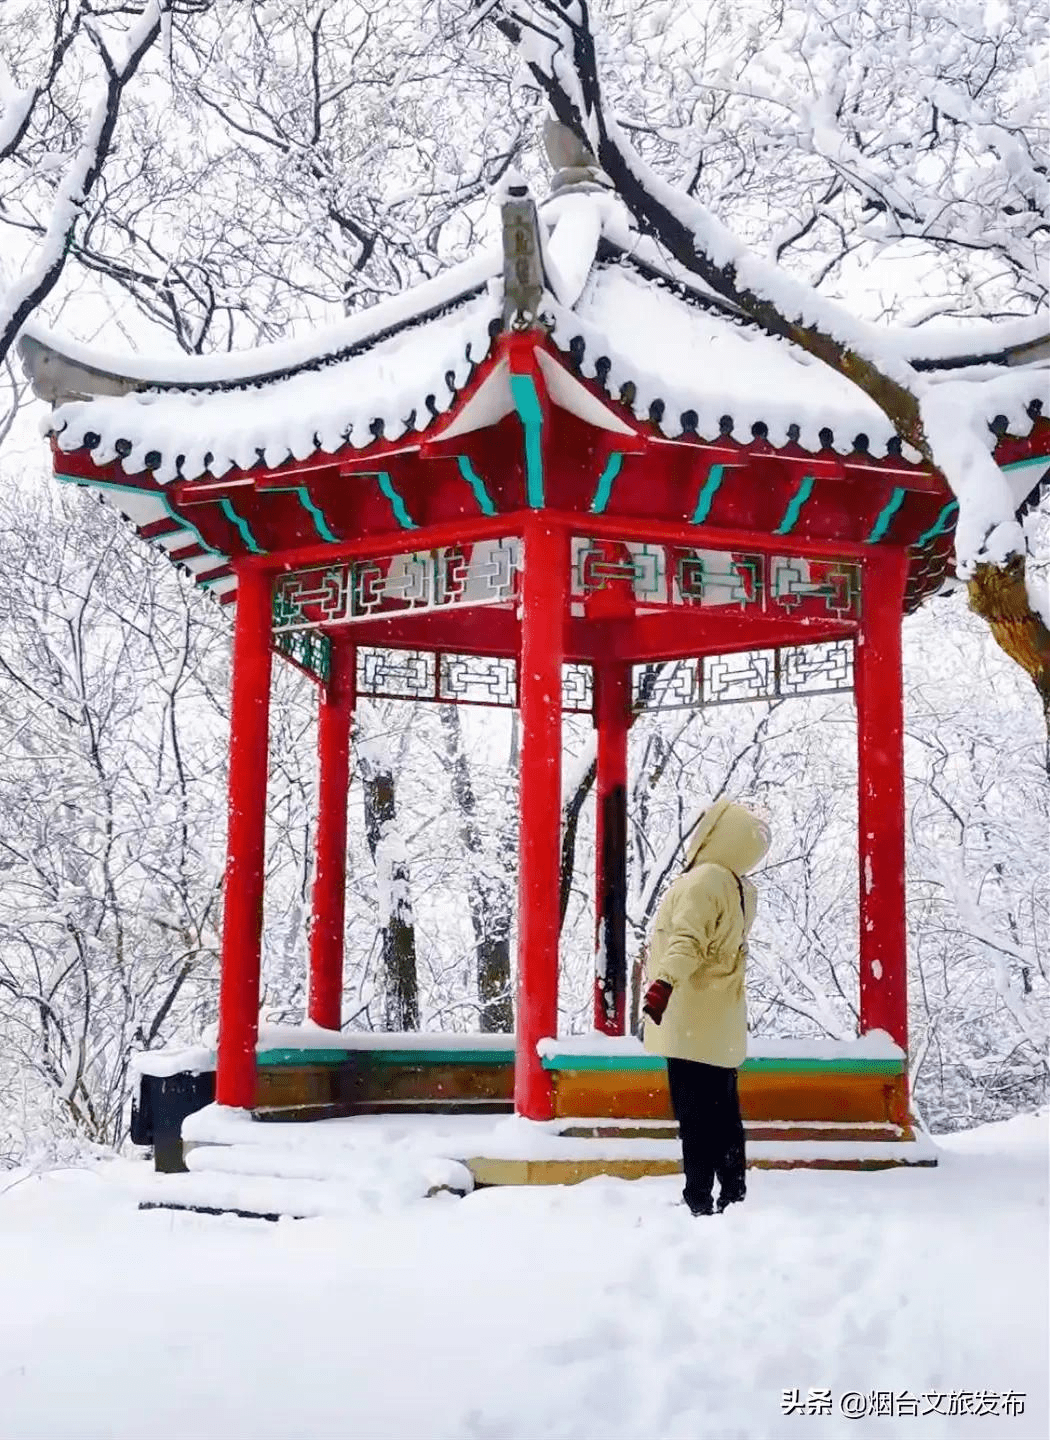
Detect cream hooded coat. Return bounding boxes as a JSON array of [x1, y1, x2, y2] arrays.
[[643, 799, 770, 1069]]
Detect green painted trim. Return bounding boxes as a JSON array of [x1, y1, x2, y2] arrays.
[[258, 1048, 903, 1074], [218, 497, 265, 555], [541, 1054, 905, 1075], [1002, 456, 1050, 474], [690, 463, 726, 524], [372, 470, 417, 530], [913, 500, 958, 548], [268, 485, 338, 543], [909, 458, 1047, 553], [773, 474, 815, 536], [866, 486, 907, 544], [55, 472, 226, 558], [456, 456, 497, 517], [256, 1046, 515, 1068], [510, 372, 545, 508], [541, 1054, 663, 1072], [749, 1056, 908, 1075], [148, 1046, 903, 1076], [747, 1056, 906, 1074], [590, 453, 624, 515], [257, 1048, 354, 1067]]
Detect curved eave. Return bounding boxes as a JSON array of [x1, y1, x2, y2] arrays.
[[57, 474, 238, 605], [48, 332, 1049, 621], [43, 299, 501, 484], [18, 242, 502, 404]]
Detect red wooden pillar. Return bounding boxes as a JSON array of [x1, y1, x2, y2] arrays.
[[594, 663, 630, 1034], [308, 639, 356, 1031], [216, 563, 274, 1110], [515, 517, 568, 1120], [855, 547, 908, 1052]]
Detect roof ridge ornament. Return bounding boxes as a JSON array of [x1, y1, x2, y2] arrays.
[[501, 174, 547, 331]]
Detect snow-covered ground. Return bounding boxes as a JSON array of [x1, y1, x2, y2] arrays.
[[1, 1112, 1046, 1440]]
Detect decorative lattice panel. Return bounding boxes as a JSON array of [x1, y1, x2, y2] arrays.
[[357, 647, 436, 701], [633, 640, 854, 711], [572, 539, 861, 622], [704, 650, 777, 704], [561, 663, 594, 713], [777, 640, 855, 696], [273, 538, 520, 633], [352, 650, 595, 712], [274, 628, 331, 685], [574, 541, 667, 601], [440, 653, 516, 707], [769, 556, 862, 619], [278, 637, 850, 710], [633, 662, 702, 711]]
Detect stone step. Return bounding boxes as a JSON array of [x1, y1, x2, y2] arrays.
[[138, 1169, 408, 1222], [142, 1134, 937, 1215], [557, 1120, 911, 1143], [151, 1111, 937, 1217], [466, 1137, 936, 1187], [140, 1135, 475, 1218], [253, 1102, 357, 1124]]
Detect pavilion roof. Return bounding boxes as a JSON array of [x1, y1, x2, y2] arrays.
[[23, 188, 1047, 479], [18, 186, 1049, 611]]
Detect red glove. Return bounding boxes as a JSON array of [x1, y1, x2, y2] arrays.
[[642, 979, 673, 1025]]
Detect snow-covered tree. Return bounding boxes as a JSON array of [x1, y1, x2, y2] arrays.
[[0, 0, 1046, 1162], [0, 2, 203, 367], [0, 484, 228, 1152], [486, 0, 1049, 722]]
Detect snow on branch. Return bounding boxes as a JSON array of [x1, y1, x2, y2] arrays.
[[488, 0, 1046, 575], [0, 2, 175, 368], [680, 1, 1046, 305]]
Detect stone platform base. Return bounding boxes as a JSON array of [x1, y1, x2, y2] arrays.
[[129, 1109, 936, 1220], [463, 1116, 937, 1185], [132, 1029, 930, 1186]]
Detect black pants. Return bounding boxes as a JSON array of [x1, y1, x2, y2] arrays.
[[666, 1056, 746, 1208]]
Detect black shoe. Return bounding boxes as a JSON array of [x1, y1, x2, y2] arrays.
[[716, 1190, 745, 1213], [685, 1194, 714, 1217]]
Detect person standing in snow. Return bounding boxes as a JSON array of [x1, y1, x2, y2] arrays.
[[642, 798, 770, 1216]]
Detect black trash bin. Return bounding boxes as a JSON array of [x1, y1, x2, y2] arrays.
[[132, 1068, 216, 1173]]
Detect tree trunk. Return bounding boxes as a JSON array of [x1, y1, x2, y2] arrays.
[[560, 756, 596, 931], [968, 556, 1050, 743], [360, 762, 419, 1031], [436, 704, 514, 1032]]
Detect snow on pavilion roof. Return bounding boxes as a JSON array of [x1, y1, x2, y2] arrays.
[[19, 187, 1049, 609], [25, 191, 1048, 478]]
